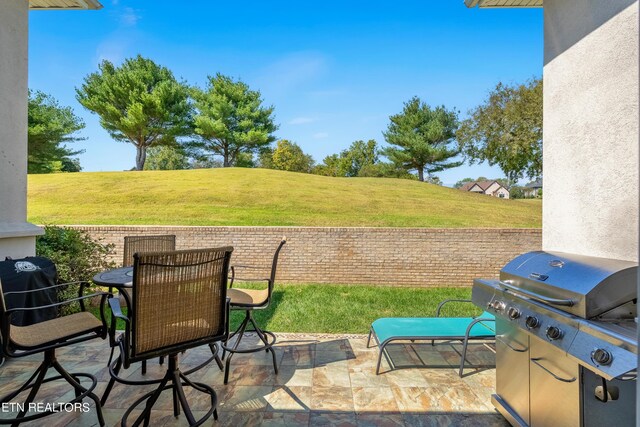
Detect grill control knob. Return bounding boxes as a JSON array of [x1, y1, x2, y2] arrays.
[[507, 307, 521, 320], [591, 349, 613, 366], [546, 326, 563, 341], [525, 316, 540, 329], [491, 300, 506, 311]]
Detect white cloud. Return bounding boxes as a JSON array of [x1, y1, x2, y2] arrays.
[[256, 52, 328, 96], [94, 29, 140, 65], [288, 117, 316, 125], [120, 7, 140, 27], [313, 132, 329, 139], [95, 38, 127, 65]]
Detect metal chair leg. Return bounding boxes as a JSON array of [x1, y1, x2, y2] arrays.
[[127, 373, 170, 427], [1, 361, 44, 402], [13, 361, 48, 421], [179, 370, 218, 422], [209, 343, 224, 371], [223, 313, 251, 384], [248, 317, 278, 374], [269, 344, 278, 375], [122, 353, 217, 427], [172, 384, 180, 417], [71, 374, 82, 399], [250, 316, 270, 351], [53, 360, 105, 427], [459, 339, 470, 377], [376, 344, 385, 375], [101, 347, 122, 406], [0, 349, 105, 427], [172, 370, 195, 425]]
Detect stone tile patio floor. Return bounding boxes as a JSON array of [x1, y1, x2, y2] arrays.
[[0, 333, 507, 426]]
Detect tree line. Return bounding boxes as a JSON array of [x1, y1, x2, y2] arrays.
[[29, 54, 542, 185]]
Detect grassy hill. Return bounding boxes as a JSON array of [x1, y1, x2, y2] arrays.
[[28, 168, 541, 228]]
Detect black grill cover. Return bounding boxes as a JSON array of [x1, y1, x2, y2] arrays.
[[0, 257, 58, 326]]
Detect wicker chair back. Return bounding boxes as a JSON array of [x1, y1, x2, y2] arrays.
[[123, 235, 176, 267], [131, 247, 232, 356]]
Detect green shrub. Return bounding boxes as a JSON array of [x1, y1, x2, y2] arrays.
[[36, 225, 116, 313]]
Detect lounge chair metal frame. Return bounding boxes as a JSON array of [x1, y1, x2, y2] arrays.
[[367, 299, 496, 377]]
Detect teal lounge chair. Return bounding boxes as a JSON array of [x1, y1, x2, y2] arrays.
[[367, 299, 495, 377]]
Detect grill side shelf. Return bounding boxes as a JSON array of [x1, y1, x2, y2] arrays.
[[567, 322, 638, 381]]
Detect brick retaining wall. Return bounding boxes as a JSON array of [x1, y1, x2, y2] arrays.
[[70, 226, 541, 287]]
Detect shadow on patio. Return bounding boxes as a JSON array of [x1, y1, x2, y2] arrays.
[[0, 334, 505, 426]]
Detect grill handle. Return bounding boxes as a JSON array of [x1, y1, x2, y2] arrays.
[[498, 337, 528, 353], [531, 358, 577, 383], [499, 281, 575, 307]]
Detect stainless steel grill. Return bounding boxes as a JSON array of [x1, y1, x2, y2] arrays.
[[472, 251, 637, 427]]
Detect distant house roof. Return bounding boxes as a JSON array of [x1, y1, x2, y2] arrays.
[[459, 182, 478, 191], [465, 0, 542, 7], [525, 179, 543, 189], [29, 0, 102, 9], [460, 180, 508, 193], [461, 180, 498, 191]]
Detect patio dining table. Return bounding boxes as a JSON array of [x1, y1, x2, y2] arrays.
[[93, 266, 133, 291], [93, 266, 153, 365], [93, 266, 134, 340]]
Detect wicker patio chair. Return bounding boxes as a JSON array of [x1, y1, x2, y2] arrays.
[[123, 235, 176, 268], [102, 247, 233, 426], [221, 238, 286, 384], [122, 234, 176, 373], [0, 278, 109, 426]]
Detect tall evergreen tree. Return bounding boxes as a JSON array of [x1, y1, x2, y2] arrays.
[[76, 55, 192, 170], [28, 90, 85, 174], [383, 97, 461, 182], [191, 74, 277, 167]]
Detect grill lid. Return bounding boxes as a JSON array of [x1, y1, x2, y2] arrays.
[[499, 251, 637, 319]]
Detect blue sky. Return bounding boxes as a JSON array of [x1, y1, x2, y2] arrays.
[[29, 1, 542, 186]]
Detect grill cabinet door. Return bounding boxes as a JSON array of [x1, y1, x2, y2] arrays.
[[529, 336, 580, 427], [495, 318, 530, 425]]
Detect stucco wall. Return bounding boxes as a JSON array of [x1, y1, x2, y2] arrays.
[[70, 226, 542, 287], [543, 0, 639, 261], [0, 0, 42, 259]]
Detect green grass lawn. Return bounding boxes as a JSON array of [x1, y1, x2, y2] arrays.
[[28, 168, 541, 228], [517, 199, 542, 205], [91, 284, 479, 334]]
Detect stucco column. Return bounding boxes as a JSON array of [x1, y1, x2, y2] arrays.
[[0, 0, 43, 259], [542, 0, 639, 261]]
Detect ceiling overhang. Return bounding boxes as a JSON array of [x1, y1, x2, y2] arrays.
[[465, 0, 542, 8], [29, 0, 102, 10]]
